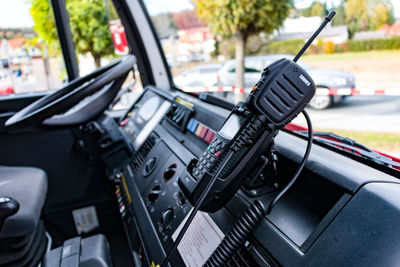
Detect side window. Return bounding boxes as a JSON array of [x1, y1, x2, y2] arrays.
[[245, 60, 263, 73], [228, 60, 263, 73], [64, 0, 142, 110], [0, 1, 67, 94], [65, 0, 118, 74]]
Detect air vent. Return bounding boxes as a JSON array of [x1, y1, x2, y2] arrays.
[[130, 135, 156, 174]]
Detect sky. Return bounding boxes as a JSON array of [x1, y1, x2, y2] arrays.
[[0, 0, 399, 28]]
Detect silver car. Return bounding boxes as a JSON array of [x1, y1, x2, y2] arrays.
[[174, 64, 221, 88], [217, 54, 356, 109]]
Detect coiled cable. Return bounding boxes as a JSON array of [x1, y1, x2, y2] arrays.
[[205, 110, 313, 266], [204, 200, 265, 267]]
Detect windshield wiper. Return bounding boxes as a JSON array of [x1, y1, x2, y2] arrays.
[[297, 131, 400, 169]]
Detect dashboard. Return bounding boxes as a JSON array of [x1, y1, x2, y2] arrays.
[[95, 86, 400, 266]]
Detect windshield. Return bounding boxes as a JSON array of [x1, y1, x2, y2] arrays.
[[142, 1, 400, 159]]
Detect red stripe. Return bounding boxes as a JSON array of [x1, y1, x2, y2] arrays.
[[351, 89, 360, 95], [328, 88, 338, 95], [375, 89, 385, 95]]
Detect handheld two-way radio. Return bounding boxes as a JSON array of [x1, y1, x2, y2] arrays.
[[178, 11, 336, 213], [164, 11, 336, 267]]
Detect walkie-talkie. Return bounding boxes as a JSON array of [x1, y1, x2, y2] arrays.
[[178, 11, 335, 213]]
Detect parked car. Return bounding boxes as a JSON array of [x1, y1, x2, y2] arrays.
[[217, 54, 356, 109], [174, 64, 221, 88]]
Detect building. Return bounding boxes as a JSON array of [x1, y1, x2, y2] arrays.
[[274, 16, 349, 44], [353, 31, 386, 41], [161, 27, 216, 66], [378, 23, 400, 36]]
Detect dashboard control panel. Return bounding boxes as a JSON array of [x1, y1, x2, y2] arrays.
[[94, 86, 400, 267]]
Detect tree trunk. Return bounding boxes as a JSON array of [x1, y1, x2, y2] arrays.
[[94, 55, 101, 68], [234, 30, 247, 103]]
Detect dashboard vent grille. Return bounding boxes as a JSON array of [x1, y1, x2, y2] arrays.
[[130, 135, 156, 173]]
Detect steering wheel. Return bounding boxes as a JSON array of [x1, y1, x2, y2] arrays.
[[5, 55, 136, 133]]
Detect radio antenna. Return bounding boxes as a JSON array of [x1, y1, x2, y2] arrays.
[[293, 11, 336, 62]]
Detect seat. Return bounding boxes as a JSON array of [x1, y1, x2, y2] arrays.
[[0, 165, 48, 266], [0, 165, 47, 238]]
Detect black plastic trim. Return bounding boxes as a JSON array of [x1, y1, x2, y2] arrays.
[[50, 0, 79, 80]]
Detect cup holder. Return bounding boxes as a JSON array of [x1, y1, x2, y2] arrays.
[[163, 163, 177, 182], [148, 185, 161, 203]]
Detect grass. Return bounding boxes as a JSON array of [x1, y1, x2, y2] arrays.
[[316, 129, 400, 155], [302, 49, 400, 61]]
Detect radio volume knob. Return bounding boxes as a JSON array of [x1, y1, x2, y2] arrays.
[[161, 208, 174, 230]]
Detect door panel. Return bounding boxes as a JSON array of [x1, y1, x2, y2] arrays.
[[0, 127, 109, 210]]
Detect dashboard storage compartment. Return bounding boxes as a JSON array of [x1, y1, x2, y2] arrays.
[[262, 156, 351, 250]]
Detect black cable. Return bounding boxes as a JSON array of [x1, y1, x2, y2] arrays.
[[205, 200, 265, 266], [266, 110, 313, 215], [205, 110, 313, 266], [162, 110, 313, 266]]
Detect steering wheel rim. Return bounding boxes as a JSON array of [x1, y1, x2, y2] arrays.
[[5, 55, 135, 132]]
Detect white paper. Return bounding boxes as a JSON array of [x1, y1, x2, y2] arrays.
[[72, 206, 99, 234], [172, 210, 225, 267]]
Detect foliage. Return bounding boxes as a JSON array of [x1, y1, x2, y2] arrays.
[[105, 0, 119, 20], [194, 0, 291, 96], [346, 37, 400, 51], [30, 0, 114, 67], [332, 1, 347, 26], [300, 1, 326, 17], [194, 0, 291, 38], [244, 37, 400, 57], [66, 0, 114, 67], [30, 0, 58, 44], [322, 41, 336, 54], [311, 1, 326, 18], [345, 0, 395, 38], [268, 39, 305, 55]]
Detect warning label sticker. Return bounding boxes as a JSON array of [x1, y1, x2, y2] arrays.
[[172, 211, 225, 267]]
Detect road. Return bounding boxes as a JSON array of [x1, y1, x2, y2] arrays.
[[292, 95, 400, 132], [222, 92, 400, 133]]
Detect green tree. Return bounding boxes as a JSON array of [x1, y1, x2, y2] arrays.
[[346, 0, 395, 38], [311, 1, 326, 18], [194, 0, 291, 101], [332, 1, 346, 26], [30, 0, 114, 68]]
